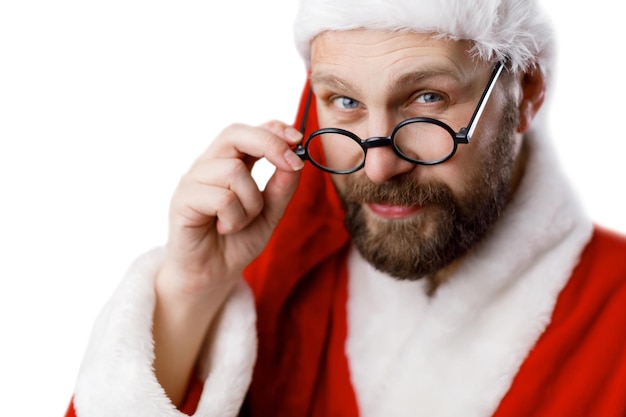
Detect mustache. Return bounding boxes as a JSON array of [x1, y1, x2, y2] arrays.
[[339, 175, 456, 207]]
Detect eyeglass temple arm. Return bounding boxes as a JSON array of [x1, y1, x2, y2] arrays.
[[294, 87, 314, 159], [299, 87, 314, 135], [457, 61, 505, 143]]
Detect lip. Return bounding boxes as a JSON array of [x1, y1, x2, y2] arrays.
[[366, 203, 422, 219]]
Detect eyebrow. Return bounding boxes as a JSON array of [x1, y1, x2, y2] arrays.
[[310, 66, 466, 97], [391, 68, 464, 93], [309, 73, 359, 95]]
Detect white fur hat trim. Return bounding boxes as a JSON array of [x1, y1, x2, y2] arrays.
[[293, 0, 555, 76]]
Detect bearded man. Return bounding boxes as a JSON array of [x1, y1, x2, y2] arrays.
[[65, 0, 626, 416]]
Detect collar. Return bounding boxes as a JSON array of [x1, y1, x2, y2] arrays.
[[346, 129, 593, 416]]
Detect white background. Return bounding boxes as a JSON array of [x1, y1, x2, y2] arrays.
[[0, 1, 624, 415]]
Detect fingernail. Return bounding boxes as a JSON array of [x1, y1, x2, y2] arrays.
[[285, 126, 303, 142], [284, 149, 305, 171]]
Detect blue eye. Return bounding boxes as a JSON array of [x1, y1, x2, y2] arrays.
[[416, 92, 443, 104], [332, 96, 360, 110]]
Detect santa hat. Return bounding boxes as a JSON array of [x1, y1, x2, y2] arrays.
[[293, 0, 555, 78]]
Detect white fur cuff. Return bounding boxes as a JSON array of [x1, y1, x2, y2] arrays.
[[72, 247, 257, 417]]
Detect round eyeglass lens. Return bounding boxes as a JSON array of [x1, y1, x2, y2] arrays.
[[393, 120, 455, 163], [307, 131, 366, 172]]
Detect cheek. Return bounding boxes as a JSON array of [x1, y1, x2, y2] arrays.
[[422, 161, 467, 195], [321, 134, 359, 161], [329, 172, 348, 195], [447, 97, 511, 174]]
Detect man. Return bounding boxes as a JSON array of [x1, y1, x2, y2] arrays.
[[65, 0, 626, 416]]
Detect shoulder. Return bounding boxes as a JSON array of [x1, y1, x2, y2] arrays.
[[495, 225, 626, 416], [553, 224, 626, 325], [587, 225, 626, 255], [575, 225, 626, 286]]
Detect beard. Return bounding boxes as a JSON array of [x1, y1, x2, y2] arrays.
[[336, 99, 520, 281]]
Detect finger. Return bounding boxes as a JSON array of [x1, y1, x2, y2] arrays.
[[171, 180, 250, 236], [172, 160, 264, 233], [191, 158, 265, 232], [260, 120, 304, 146], [206, 123, 304, 173], [259, 167, 302, 232]]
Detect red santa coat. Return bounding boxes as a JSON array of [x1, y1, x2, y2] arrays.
[[240, 83, 626, 416], [65, 83, 626, 417]]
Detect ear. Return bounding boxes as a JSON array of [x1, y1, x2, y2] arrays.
[[517, 66, 546, 134]]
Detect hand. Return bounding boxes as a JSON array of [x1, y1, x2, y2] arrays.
[[159, 120, 304, 300], [152, 120, 304, 406]]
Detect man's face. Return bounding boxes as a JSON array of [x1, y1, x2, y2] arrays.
[[309, 30, 525, 281]]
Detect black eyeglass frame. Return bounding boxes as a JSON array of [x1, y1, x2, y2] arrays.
[[294, 60, 506, 174]]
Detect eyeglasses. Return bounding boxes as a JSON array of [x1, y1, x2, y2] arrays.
[[294, 61, 505, 174]]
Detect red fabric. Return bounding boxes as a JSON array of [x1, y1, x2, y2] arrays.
[[64, 398, 76, 417], [63, 79, 626, 416], [64, 79, 359, 417], [241, 79, 358, 416], [493, 226, 626, 417], [179, 376, 204, 415]]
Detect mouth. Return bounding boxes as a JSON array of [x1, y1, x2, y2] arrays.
[[366, 203, 423, 219]]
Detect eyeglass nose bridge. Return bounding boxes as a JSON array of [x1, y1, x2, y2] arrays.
[[360, 135, 418, 167], [361, 136, 392, 150]]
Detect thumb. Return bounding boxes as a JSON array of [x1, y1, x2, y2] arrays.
[[260, 168, 301, 231]]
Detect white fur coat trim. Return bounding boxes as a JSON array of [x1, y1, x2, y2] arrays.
[[71, 131, 592, 417], [346, 131, 593, 417], [72, 247, 257, 417]]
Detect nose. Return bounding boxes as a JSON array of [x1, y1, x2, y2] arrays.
[[362, 145, 416, 183], [360, 116, 416, 183]]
